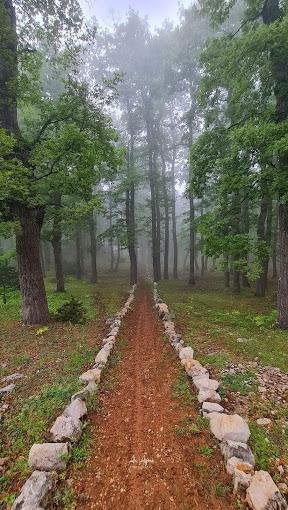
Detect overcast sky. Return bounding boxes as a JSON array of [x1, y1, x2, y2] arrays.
[[79, 0, 191, 28]]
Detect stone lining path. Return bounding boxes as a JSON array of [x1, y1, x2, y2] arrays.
[[71, 285, 234, 509]]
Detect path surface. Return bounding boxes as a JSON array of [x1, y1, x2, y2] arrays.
[[73, 285, 234, 509]]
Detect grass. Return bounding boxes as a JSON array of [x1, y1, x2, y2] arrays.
[[0, 272, 129, 508], [219, 370, 258, 398], [159, 278, 288, 372], [172, 370, 195, 406]]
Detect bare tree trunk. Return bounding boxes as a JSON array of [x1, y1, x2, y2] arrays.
[[272, 202, 279, 278], [171, 149, 178, 278], [115, 238, 121, 272], [255, 180, 272, 297], [231, 192, 241, 294], [189, 194, 195, 285], [125, 127, 137, 285], [242, 195, 250, 288], [51, 194, 64, 292], [160, 153, 169, 279], [15, 206, 49, 324], [108, 196, 114, 272], [224, 255, 230, 288], [75, 225, 84, 279], [89, 212, 97, 284], [40, 242, 46, 278], [278, 204, 288, 328]]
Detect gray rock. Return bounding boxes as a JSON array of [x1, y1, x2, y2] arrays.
[[202, 402, 225, 414], [28, 443, 69, 472], [193, 376, 220, 391], [226, 456, 254, 475], [221, 440, 255, 466], [237, 338, 252, 344], [71, 381, 98, 401], [11, 471, 56, 510], [79, 368, 101, 384], [208, 413, 250, 443], [63, 399, 87, 421], [233, 468, 252, 494], [1, 372, 23, 383], [256, 418, 272, 426], [246, 470, 288, 510], [0, 384, 16, 394], [198, 389, 221, 404], [50, 415, 82, 442], [179, 346, 194, 361]]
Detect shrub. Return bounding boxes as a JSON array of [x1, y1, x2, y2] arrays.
[[54, 297, 87, 324]]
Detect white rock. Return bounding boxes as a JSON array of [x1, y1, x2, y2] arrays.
[[233, 468, 252, 494], [183, 359, 208, 378], [71, 381, 98, 401], [0, 384, 15, 394], [226, 456, 254, 476], [50, 415, 82, 442], [79, 368, 101, 384], [63, 399, 87, 421], [209, 413, 250, 443], [246, 471, 288, 510], [1, 372, 23, 383], [193, 376, 219, 391], [28, 443, 69, 471], [221, 440, 255, 466], [202, 402, 225, 414], [179, 347, 194, 360], [198, 389, 221, 404], [11, 471, 56, 510], [94, 348, 109, 365], [256, 418, 272, 426]]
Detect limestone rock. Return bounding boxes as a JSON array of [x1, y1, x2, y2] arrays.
[[28, 443, 69, 472], [79, 368, 101, 384], [71, 381, 98, 401], [63, 399, 87, 421], [0, 384, 15, 394], [226, 456, 254, 476], [193, 376, 220, 391], [246, 471, 288, 510], [157, 303, 170, 320], [221, 440, 255, 466], [256, 418, 272, 426], [198, 389, 221, 404], [233, 468, 252, 494], [1, 372, 23, 383], [183, 359, 208, 378], [179, 346, 194, 361], [94, 348, 109, 365], [278, 484, 288, 495], [50, 415, 82, 442], [11, 471, 56, 510], [208, 413, 250, 443], [202, 402, 225, 414]]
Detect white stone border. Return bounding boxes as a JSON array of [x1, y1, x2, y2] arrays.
[[11, 284, 137, 510], [153, 282, 287, 510]]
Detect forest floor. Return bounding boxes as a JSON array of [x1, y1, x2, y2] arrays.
[[68, 283, 235, 510], [159, 276, 288, 481], [0, 273, 129, 508]]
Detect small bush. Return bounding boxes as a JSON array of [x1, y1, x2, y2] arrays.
[[54, 297, 87, 324]]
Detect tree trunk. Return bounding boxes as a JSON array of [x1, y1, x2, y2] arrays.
[[231, 192, 241, 294], [51, 194, 64, 292], [272, 203, 279, 278], [155, 154, 162, 280], [40, 242, 46, 278], [241, 195, 250, 288], [115, 239, 120, 272], [75, 226, 84, 279], [255, 180, 272, 297], [160, 153, 169, 279], [200, 201, 205, 278], [0, 0, 19, 135], [262, 0, 288, 327], [15, 206, 49, 324], [278, 204, 288, 328], [189, 194, 195, 285], [171, 150, 178, 278], [89, 212, 97, 284], [224, 255, 230, 288], [125, 127, 137, 285]]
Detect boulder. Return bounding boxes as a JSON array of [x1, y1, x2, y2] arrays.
[[256, 418, 272, 427], [63, 399, 87, 421], [157, 303, 170, 320], [103, 336, 115, 345], [198, 389, 221, 404], [28, 443, 69, 471], [0, 384, 15, 394], [183, 359, 208, 378], [233, 468, 252, 494], [202, 402, 225, 414], [208, 413, 250, 443], [221, 440, 255, 466], [11, 471, 56, 510], [246, 471, 288, 510], [226, 456, 254, 476], [50, 415, 82, 442], [1, 372, 23, 383], [94, 349, 109, 365], [71, 381, 98, 401], [193, 376, 220, 391], [179, 347, 194, 361], [79, 368, 101, 384]]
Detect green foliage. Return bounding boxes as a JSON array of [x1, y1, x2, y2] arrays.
[[172, 371, 195, 406], [254, 310, 277, 328], [249, 422, 279, 470], [53, 296, 87, 324], [220, 371, 258, 397], [198, 444, 213, 457], [0, 251, 18, 304]]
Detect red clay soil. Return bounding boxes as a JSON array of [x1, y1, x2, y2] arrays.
[[72, 285, 235, 510]]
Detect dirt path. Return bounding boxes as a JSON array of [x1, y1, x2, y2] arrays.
[[72, 285, 234, 510]]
